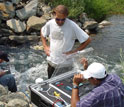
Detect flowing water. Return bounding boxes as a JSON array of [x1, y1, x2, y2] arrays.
[[0, 15, 124, 92]]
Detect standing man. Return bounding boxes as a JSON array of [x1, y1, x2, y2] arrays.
[[41, 5, 91, 78], [0, 51, 17, 92], [71, 58, 124, 107]]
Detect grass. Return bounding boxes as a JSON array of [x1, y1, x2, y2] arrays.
[[44, 0, 124, 22]]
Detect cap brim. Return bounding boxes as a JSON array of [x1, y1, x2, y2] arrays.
[[80, 70, 92, 79]]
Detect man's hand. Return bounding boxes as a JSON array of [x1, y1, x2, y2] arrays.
[[73, 74, 84, 86], [0, 71, 6, 77], [80, 57, 88, 70], [44, 46, 50, 56]]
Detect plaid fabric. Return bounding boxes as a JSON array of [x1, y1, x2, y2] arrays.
[[77, 74, 124, 107]]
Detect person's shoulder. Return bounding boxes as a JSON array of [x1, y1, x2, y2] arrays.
[[66, 18, 79, 29], [108, 73, 120, 79], [46, 19, 55, 25], [66, 18, 76, 24]]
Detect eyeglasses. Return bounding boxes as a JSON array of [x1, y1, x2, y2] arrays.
[[55, 18, 66, 22]]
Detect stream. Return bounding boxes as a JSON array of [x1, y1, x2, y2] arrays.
[[0, 15, 124, 92]]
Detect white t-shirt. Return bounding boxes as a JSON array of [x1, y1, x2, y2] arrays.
[[41, 18, 89, 66]]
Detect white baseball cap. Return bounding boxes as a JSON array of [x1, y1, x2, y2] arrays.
[[81, 62, 107, 79]]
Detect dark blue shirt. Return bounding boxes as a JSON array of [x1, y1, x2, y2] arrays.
[[77, 74, 124, 107]]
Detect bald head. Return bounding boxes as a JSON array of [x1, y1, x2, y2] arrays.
[[54, 5, 69, 16]]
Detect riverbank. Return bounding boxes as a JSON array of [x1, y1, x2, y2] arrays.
[[0, 0, 111, 46]]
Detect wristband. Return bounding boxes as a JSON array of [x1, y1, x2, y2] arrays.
[[73, 84, 79, 89]]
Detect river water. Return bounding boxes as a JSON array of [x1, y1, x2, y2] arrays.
[[0, 15, 124, 91]]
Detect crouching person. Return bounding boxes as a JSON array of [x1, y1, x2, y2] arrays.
[[0, 51, 17, 92], [71, 58, 124, 107]]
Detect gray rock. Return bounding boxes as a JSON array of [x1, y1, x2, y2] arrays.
[[0, 85, 7, 96], [27, 16, 47, 31], [42, 5, 51, 14], [9, 35, 40, 43], [16, 0, 38, 20], [83, 21, 98, 30], [7, 19, 26, 33], [0, 92, 29, 103], [0, 2, 15, 20], [7, 99, 29, 107], [11, 0, 21, 5], [99, 20, 111, 26]]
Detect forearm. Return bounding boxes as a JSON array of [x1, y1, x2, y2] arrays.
[[40, 31, 50, 56], [71, 88, 80, 107], [65, 37, 91, 55], [73, 37, 91, 53], [41, 33, 48, 48]]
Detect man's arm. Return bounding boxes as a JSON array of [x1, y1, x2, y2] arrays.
[[40, 29, 50, 56], [71, 74, 84, 107], [71, 58, 88, 107], [71, 87, 80, 107], [65, 37, 91, 55]]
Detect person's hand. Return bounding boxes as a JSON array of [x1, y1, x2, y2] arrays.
[[0, 71, 6, 77], [73, 74, 84, 86], [80, 57, 88, 70], [44, 46, 50, 56]]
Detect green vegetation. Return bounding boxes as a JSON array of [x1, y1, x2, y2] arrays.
[[47, 0, 85, 19], [120, 49, 124, 83], [44, 0, 124, 22]]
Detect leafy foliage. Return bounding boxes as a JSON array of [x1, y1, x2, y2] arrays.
[[47, 0, 85, 19], [46, 0, 124, 21]]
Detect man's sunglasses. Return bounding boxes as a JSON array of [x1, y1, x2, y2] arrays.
[[55, 18, 66, 21]]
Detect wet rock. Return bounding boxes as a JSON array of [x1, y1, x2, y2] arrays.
[[99, 20, 111, 26], [83, 21, 98, 30]]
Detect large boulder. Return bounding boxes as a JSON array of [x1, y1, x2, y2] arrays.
[[7, 19, 26, 33], [16, 0, 38, 20], [27, 16, 47, 31]]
